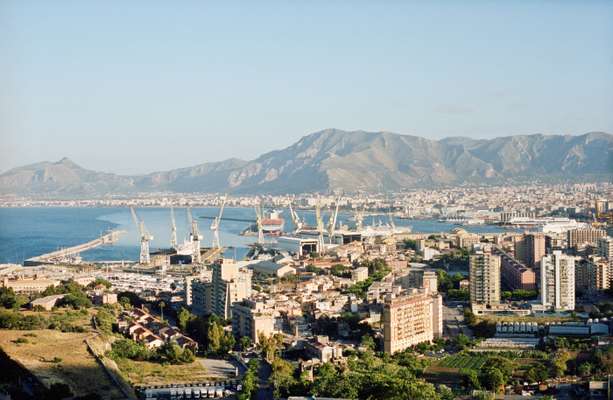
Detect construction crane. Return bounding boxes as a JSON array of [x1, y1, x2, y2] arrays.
[[288, 197, 303, 233], [388, 211, 396, 232], [354, 205, 365, 231], [170, 207, 177, 249], [130, 207, 153, 265], [327, 197, 341, 244], [187, 207, 203, 263], [210, 195, 227, 249], [254, 200, 264, 244], [315, 198, 325, 254]]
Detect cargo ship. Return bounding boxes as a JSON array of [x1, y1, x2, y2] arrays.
[[241, 210, 285, 236]]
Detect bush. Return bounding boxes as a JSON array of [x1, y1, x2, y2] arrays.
[[109, 338, 153, 361]]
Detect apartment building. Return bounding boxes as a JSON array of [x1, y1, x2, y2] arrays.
[[191, 259, 252, 319], [576, 257, 611, 293], [383, 289, 442, 354], [497, 248, 536, 291], [598, 237, 613, 260], [514, 233, 546, 269], [470, 248, 501, 312], [540, 250, 575, 311], [567, 228, 607, 249], [231, 300, 276, 344]]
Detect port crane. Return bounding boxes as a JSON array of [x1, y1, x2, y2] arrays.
[[187, 207, 203, 263], [287, 197, 303, 233], [326, 197, 341, 244], [315, 198, 325, 254], [130, 207, 153, 265], [354, 205, 365, 231], [254, 200, 264, 244], [210, 195, 227, 249], [170, 207, 178, 249]]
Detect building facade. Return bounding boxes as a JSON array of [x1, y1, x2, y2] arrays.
[[191, 260, 252, 319], [231, 300, 275, 343], [514, 233, 546, 269], [567, 228, 607, 249], [383, 289, 443, 354], [470, 248, 501, 312], [540, 250, 575, 311]]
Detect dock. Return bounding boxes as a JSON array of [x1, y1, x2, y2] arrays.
[[25, 230, 125, 265]]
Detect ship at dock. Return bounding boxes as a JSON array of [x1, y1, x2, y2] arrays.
[[241, 209, 284, 236]]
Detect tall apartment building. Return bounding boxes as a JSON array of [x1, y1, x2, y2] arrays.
[[191, 259, 252, 319], [231, 300, 276, 343], [496, 248, 536, 290], [400, 269, 438, 295], [576, 257, 611, 293], [540, 250, 575, 311], [567, 228, 607, 249], [598, 237, 613, 260], [470, 248, 501, 312], [514, 233, 546, 269], [383, 289, 442, 354]]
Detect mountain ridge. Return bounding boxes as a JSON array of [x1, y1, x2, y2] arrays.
[[1, 130, 611, 196]]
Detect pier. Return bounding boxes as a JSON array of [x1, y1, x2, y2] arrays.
[[199, 215, 255, 223], [25, 230, 125, 265]]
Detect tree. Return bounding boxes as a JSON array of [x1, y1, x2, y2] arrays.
[[0, 287, 26, 310], [437, 384, 454, 400], [238, 360, 258, 400], [258, 333, 284, 362], [240, 336, 252, 351], [159, 301, 166, 322], [88, 278, 112, 289], [578, 362, 593, 377], [454, 333, 471, 350], [552, 351, 570, 377], [480, 367, 505, 392], [95, 308, 114, 334], [207, 320, 234, 355], [177, 307, 191, 331], [270, 358, 296, 399], [461, 368, 481, 390], [361, 334, 375, 352]]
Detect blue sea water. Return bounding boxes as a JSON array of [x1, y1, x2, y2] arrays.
[[0, 207, 509, 264]]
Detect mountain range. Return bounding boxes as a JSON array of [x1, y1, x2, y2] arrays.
[[1, 129, 611, 197]]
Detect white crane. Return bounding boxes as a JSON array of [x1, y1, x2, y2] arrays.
[[327, 197, 341, 244], [130, 207, 153, 265], [388, 211, 396, 232], [210, 195, 227, 249], [170, 207, 177, 249], [288, 197, 303, 233], [254, 200, 264, 244], [315, 198, 325, 255], [354, 205, 365, 231], [187, 207, 203, 263]]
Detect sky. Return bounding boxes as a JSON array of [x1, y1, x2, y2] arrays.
[[1, 1, 612, 175]]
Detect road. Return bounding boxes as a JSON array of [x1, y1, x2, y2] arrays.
[[256, 359, 273, 400], [443, 303, 473, 338]]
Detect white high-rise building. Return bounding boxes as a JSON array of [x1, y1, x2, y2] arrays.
[[540, 250, 575, 311], [469, 248, 501, 312]]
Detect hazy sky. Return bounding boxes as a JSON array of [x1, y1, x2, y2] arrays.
[[1, 1, 612, 174]]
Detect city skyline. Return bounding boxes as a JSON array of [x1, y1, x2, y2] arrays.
[[2, 1, 612, 173]]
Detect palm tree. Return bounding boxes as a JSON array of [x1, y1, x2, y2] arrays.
[[159, 301, 166, 322]]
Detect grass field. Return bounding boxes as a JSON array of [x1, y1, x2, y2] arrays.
[[113, 357, 215, 386], [436, 353, 488, 370], [0, 328, 124, 400]]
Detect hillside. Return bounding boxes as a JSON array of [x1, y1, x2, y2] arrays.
[[0, 130, 611, 196]]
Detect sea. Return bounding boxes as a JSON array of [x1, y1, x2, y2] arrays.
[[0, 207, 510, 264]]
